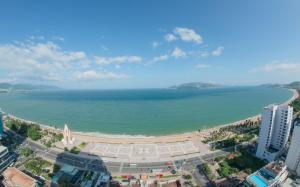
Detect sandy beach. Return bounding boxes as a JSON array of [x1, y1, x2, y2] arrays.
[[4, 89, 299, 144]]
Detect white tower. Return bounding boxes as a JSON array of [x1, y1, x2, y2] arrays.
[[256, 104, 293, 161], [62, 124, 75, 146]]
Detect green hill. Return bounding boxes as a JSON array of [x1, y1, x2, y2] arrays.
[[0, 83, 61, 92]]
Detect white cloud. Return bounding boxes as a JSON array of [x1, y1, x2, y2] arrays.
[[164, 34, 177, 42], [211, 46, 224, 56], [171, 47, 186, 58], [95, 55, 142, 65], [252, 61, 300, 72], [200, 51, 210, 57], [173, 27, 203, 44], [196, 64, 211, 69], [151, 41, 160, 49], [193, 51, 210, 58], [75, 70, 129, 81], [0, 39, 140, 84], [101, 45, 109, 51], [52, 36, 65, 41], [152, 55, 169, 63], [0, 41, 89, 81], [29, 35, 45, 40]]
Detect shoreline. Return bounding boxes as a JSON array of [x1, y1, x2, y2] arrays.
[[3, 89, 299, 144]]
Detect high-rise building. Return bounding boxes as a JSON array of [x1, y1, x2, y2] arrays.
[[0, 109, 3, 138], [285, 118, 300, 176], [256, 104, 293, 162], [0, 146, 15, 172]]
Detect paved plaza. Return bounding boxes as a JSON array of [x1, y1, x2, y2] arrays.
[[81, 140, 211, 163]]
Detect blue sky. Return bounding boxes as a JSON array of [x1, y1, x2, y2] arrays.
[[0, 0, 300, 89]]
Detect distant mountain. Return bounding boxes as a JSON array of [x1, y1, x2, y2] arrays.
[[259, 83, 284, 88], [260, 81, 300, 90], [285, 81, 300, 90], [170, 82, 223, 90], [0, 83, 61, 92]]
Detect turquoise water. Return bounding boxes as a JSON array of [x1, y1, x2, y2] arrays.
[[250, 175, 268, 187], [0, 87, 292, 135]]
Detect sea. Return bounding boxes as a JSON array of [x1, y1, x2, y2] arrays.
[[0, 86, 292, 135]]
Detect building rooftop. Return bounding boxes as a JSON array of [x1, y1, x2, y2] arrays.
[[3, 167, 36, 187], [0, 145, 7, 154], [245, 161, 287, 187], [264, 161, 285, 176], [52, 165, 80, 184]]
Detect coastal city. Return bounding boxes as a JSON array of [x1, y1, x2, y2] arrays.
[[0, 83, 299, 187], [1, 1, 300, 187]]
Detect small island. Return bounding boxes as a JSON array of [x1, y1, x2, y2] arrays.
[[169, 82, 223, 90]]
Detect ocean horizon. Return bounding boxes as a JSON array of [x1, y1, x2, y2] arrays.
[[0, 86, 293, 135]]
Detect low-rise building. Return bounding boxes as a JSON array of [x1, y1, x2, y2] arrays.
[[2, 167, 38, 187], [52, 164, 110, 187], [244, 161, 288, 187], [95, 172, 110, 187], [51, 165, 85, 186]]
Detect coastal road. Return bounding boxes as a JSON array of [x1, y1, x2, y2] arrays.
[[11, 130, 230, 174], [24, 138, 230, 174]]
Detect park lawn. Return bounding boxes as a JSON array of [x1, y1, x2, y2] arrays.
[[212, 134, 256, 150], [70, 142, 87, 154], [78, 142, 87, 149], [24, 157, 52, 176], [226, 150, 265, 174], [20, 147, 33, 157], [216, 150, 266, 178]]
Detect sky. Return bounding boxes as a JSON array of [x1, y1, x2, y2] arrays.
[[0, 0, 300, 89]]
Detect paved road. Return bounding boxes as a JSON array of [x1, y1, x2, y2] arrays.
[[12, 131, 230, 175], [10, 130, 231, 186], [27, 138, 229, 174]]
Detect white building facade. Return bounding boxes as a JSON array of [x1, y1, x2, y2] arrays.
[[256, 105, 293, 161], [0, 109, 4, 138], [285, 119, 300, 176]]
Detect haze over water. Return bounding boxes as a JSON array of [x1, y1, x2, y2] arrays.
[[0, 86, 292, 135]]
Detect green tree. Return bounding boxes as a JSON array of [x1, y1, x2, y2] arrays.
[[24, 157, 51, 176], [53, 164, 61, 174], [20, 147, 33, 157], [202, 163, 215, 180], [27, 127, 42, 140], [25, 159, 42, 175], [18, 124, 28, 136], [218, 161, 234, 178]]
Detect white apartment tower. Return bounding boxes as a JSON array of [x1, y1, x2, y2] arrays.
[[256, 104, 293, 161], [285, 119, 300, 176]]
